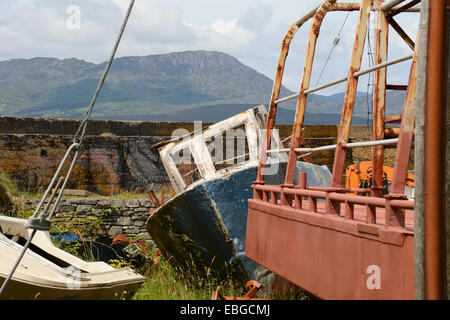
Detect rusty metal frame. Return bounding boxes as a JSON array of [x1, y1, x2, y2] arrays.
[[256, 0, 361, 184], [251, 0, 421, 220], [273, 54, 412, 105], [255, 0, 418, 200], [253, 0, 417, 227], [389, 47, 417, 197], [389, 18, 415, 50], [330, 0, 372, 189], [284, 0, 343, 186], [253, 182, 414, 226], [372, 0, 389, 197]]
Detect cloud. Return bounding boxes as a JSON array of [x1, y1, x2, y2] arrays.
[[211, 19, 254, 42], [0, 0, 420, 95], [113, 0, 196, 44], [238, 1, 273, 31], [0, 0, 124, 61]]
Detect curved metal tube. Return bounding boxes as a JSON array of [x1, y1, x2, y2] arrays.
[[257, 0, 345, 183], [256, 3, 319, 183], [284, 0, 337, 185]]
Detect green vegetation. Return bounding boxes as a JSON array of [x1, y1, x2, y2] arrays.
[[132, 260, 243, 300], [131, 246, 309, 300], [0, 170, 35, 218], [50, 207, 115, 261], [0, 170, 18, 210], [106, 234, 244, 300], [15, 187, 170, 201]]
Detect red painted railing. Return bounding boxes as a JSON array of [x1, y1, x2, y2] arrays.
[[253, 172, 414, 229]]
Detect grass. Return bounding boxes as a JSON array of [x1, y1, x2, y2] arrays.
[[132, 260, 244, 300], [105, 235, 246, 300], [131, 255, 310, 300], [0, 170, 36, 218], [0, 171, 19, 196]]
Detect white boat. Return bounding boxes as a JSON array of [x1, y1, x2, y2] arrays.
[[0, 216, 145, 300]]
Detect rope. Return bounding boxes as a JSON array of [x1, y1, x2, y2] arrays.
[[366, 12, 375, 129], [306, 1, 354, 112], [314, 8, 352, 87], [73, 1, 135, 146], [0, 0, 135, 297]]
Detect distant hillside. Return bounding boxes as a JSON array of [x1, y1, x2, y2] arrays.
[[122, 103, 370, 125], [0, 51, 405, 123]]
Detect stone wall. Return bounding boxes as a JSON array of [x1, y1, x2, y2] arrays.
[[24, 198, 155, 239], [0, 116, 412, 195], [0, 116, 202, 137], [0, 134, 169, 195]]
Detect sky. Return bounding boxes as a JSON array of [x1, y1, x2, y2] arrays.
[[0, 0, 420, 94]]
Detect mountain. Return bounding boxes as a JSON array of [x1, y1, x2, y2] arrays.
[[125, 103, 370, 125], [0, 51, 405, 123]]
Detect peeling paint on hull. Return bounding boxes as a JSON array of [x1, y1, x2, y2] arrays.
[[146, 161, 331, 284]]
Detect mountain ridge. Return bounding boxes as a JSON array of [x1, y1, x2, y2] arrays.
[[0, 50, 405, 123]]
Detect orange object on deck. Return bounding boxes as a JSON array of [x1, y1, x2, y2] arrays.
[[345, 161, 414, 194]]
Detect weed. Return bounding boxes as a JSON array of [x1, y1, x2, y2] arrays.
[[50, 208, 115, 261], [132, 254, 243, 300]]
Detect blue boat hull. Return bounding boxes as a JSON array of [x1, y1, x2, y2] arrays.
[[146, 161, 331, 284]]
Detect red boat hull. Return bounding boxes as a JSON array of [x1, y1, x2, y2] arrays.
[[246, 199, 415, 300]]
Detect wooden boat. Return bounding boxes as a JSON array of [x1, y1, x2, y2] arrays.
[[146, 105, 332, 285], [0, 216, 145, 300]]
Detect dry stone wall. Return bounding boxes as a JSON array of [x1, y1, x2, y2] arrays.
[[0, 116, 207, 195], [24, 198, 155, 239], [0, 134, 169, 195], [0, 117, 411, 195]]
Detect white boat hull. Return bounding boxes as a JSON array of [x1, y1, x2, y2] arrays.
[[0, 216, 145, 300]]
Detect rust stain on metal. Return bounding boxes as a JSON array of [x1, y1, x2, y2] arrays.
[[212, 280, 267, 300], [330, 2, 361, 12], [423, 0, 448, 300], [389, 17, 415, 50], [372, 2, 389, 197], [284, 0, 338, 186], [384, 114, 403, 123], [390, 48, 417, 195], [331, 0, 372, 188], [148, 189, 161, 208]]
